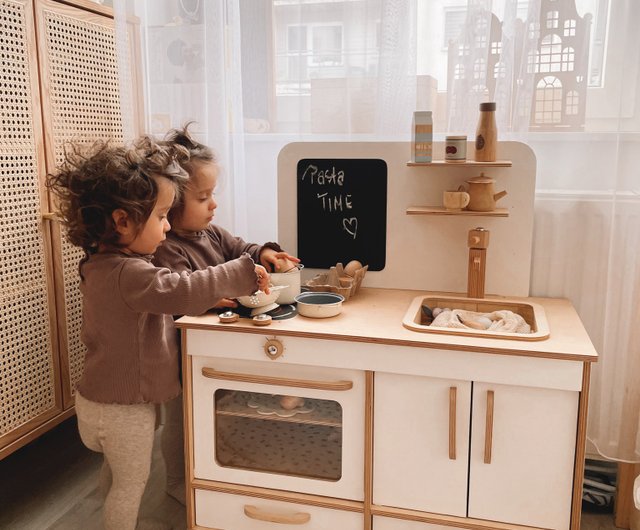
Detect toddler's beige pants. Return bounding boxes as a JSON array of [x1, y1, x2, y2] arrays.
[[75, 391, 155, 530], [161, 393, 185, 504]]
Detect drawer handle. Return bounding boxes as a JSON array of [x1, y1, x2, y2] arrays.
[[244, 504, 311, 525], [449, 386, 457, 460], [201, 367, 353, 391], [484, 389, 494, 464]]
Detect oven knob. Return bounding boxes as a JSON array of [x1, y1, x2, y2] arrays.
[[264, 338, 284, 360]]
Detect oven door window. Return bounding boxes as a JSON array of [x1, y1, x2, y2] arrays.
[[214, 390, 343, 481]]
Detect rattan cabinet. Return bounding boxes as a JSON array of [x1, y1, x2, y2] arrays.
[[0, 0, 140, 459]]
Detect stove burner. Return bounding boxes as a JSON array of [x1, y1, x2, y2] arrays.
[[267, 304, 297, 320], [216, 303, 297, 321]]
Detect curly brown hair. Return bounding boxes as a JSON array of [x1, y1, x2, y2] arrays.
[[46, 136, 189, 255], [163, 123, 217, 224]]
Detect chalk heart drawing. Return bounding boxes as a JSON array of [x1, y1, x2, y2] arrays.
[[343, 217, 358, 239]]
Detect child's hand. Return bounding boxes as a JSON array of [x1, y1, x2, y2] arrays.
[[255, 264, 270, 294], [260, 249, 300, 272], [212, 298, 238, 309]]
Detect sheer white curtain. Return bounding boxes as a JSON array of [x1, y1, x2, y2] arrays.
[[121, 0, 640, 467]]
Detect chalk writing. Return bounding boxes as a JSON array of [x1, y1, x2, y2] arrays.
[[316, 192, 353, 214], [343, 217, 358, 239], [296, 158, 386, 271], [301, 164, 345, 186]]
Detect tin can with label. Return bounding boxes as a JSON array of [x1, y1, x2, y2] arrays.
[[445, 135, 467, 162]]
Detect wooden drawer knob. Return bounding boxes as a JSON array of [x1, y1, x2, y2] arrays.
[[264, 338, 284, 360]]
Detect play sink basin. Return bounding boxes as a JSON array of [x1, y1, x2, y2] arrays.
[[402, 295, 550, 341]]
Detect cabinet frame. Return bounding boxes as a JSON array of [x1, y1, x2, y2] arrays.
[[180, 319, 593, 530]]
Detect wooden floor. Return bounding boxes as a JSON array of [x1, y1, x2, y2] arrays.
[[0, 417, 618, 530]]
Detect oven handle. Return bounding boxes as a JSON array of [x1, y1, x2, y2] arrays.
[[244, 504, 311, 524], [201, 367, 353, 391]]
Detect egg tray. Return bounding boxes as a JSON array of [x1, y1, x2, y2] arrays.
[[303, 262, 368, 301]]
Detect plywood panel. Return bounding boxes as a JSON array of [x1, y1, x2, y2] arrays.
[[278, 141, 535, 297]]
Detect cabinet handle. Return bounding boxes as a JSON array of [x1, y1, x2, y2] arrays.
[[449, 386, 457, 460], [42, 212, 59, 221], [484, 390, 494, 464], [201, 367, 353, 391], [244, 504, 311, 525]]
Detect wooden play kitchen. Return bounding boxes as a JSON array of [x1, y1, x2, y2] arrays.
[[177, 142, 597, 530]]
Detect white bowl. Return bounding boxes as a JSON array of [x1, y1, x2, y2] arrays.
[[294, 291, 345, 318], [270, 264, 303, 304]]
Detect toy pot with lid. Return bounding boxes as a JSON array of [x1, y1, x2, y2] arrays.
[[465, 172, 507, 212]]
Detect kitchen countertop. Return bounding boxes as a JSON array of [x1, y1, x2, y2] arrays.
[[176, 287, 598, 363]]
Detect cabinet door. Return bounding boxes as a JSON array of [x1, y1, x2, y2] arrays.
[[35, 0, 137, 408], [0, 0, 62, 456], [373, 372, 471, 516], [468, 382, 579, 530]]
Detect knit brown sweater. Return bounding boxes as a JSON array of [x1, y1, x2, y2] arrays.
[[76, 250, 258, 404], [152, 224, 281, 274]]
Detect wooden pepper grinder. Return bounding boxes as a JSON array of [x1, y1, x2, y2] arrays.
[[474, 102, 497, 162], [467, 227, 490, 298]]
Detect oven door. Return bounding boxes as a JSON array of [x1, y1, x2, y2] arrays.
[[191, 355, 365, 501]]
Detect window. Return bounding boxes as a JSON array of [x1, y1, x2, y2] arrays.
[[443, 9, 466, 49], [286, 25, 309, 85], [561, 46, 575, 72], [546, 10, 559, 29], [563, 19, 577, 37], [310, 25, 343, 66], [565, 90, 579, 115], [473, 58, 486, 79], [539, 34, 563, 73], [535, 76, 563, 124]]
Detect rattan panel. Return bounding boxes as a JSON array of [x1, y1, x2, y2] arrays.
[[0, 0, 57, 436], [41, 6, 126, 393]]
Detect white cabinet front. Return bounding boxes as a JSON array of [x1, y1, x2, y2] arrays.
[[374, 373, 579, 530], [195, 489, 363, 529], [191, 355, 365, 500], [468, 382, 578, 530], [373, 372, 471, 516]]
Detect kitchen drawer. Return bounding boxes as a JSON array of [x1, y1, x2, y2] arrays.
[[195, 489, 363, 529], [373, 515, 464, 529], [184, 329, 583, 391]]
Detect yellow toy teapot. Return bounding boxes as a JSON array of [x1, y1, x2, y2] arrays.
[[465, 172, 507, 212]]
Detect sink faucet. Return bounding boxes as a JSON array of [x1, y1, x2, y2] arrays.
[[467, 227, 490, 298]]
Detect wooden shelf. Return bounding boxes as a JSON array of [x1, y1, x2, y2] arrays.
[[406, 206, 509, 217], [407, 160, 512, 167]]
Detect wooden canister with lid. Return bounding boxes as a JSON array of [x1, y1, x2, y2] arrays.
[[474, 102, 497, 162]]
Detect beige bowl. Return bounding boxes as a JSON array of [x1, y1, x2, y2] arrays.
[[295, 292, 345, 318]]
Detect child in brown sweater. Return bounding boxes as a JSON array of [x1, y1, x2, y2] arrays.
[[152, 124, 299, 504], [47, 137, 270, 530]]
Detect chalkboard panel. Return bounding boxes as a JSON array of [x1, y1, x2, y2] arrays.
[[297, 158, 387, 271]]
